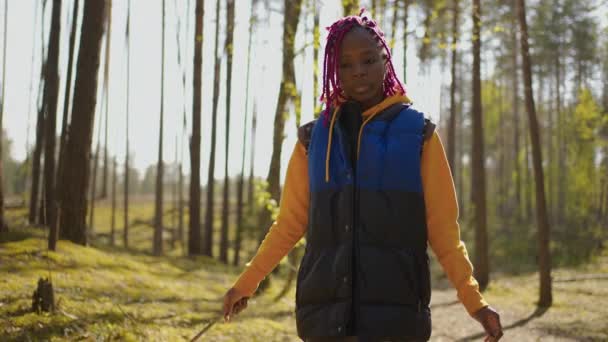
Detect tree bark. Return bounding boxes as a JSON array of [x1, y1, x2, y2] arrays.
[[234, 0, 256, 266], [262, 0, 303, 228], [189, 0, 204, 256], [56, 0, 80, 229], [402, 1, 410, 83], [0, 0, 8, 233], [313, 0, 320, 116], [153, 0, 166, 256], [203, 0, 222, 257], [471, 0, 489, 291], [447, 0, 459, 175], [516, 0, 553, 307], [110, 157, 117, 246], [124, 0, 131, 248], [247, 103, 257, 213], [101, 0, 112, 199], [220, 0, 236, 264], [57, 0, 106, 246], [44, 0, 62, 233]]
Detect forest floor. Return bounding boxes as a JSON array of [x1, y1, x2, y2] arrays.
[[1, 206, 607, 341]]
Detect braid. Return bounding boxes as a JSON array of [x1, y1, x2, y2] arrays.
[[319, 8, 405, 125]]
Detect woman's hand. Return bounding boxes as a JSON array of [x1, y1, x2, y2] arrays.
[[222, 287, 249, 323], [473, 306, 503, 341]]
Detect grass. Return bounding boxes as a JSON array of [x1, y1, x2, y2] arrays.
[[0, 230, 299, 341], [1, 200, 607, 341]]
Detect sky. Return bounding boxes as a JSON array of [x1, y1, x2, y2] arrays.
[[1, 0, 606, 183]]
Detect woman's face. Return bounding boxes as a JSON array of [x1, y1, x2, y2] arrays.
[[338, 27, 386, 111]]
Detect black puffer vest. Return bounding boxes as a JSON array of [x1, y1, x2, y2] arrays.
[[295, 103, 434, 340]]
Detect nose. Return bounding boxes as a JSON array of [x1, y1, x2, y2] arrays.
[[353, 62, 366, 78]]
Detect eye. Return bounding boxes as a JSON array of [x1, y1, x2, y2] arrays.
[[339, 62, 351, 69], [365, 58, 376, 64]]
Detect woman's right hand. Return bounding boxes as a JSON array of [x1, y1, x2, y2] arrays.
[[222, 287, 249, 322]]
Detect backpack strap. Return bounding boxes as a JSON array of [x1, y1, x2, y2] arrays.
[[297, 119, 317, 154]]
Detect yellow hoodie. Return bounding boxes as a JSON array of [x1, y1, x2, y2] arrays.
[[232, 96, 489, 316]]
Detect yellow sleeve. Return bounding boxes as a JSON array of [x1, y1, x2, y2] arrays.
[[232, 142, 310, 296], [421, 131, 489, 316]]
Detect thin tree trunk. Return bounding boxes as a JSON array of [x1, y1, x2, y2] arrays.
[[447, 0, 459, 174], [30, 102, 45, 225], [44, 0, 62, 233], [178, 162, 184, 250], [220, 0, 236, 264], [234, 0, 254, 264], [516, 0, 552, 307], [110, 156, 117, 246], [511, 5, 521, 221], [0, 0, 8, 233], [247, 102, 257, 212], [262, 0, 303, 228], [25, 1, 41, 199], [56, 0, 79, 226], [313, 0, 320, 116], [389, 0, 398, 50], [203, 0, 222, 257], [88, 142, 99, 238], [402, 1, 410, 83], [57, 0, 106, 246], [471, 0, 489, 291], [154, 0, 166, 257], [189, 0, 204, 256], [124, 0, 131, 249], [556, 54, 565, 225], [101, 0, 112, 199], [456, 61, 465, 218], [30, 3, 48, 225]]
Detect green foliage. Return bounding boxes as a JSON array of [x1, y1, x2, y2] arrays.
[[2, 131, 28, 195], [565, 88, 602, 222]]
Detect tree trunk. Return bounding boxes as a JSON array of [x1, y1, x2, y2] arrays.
[[516, 0, 552, 307], [0, 0, 7, 233], [57, 0, 106, 246], [124, 0, 131, 249], [388, 0, 398, 50], [178, 162, 184, 250], [101, 0, 112, 199], [110, 156, 117, 246], [88, 142, 100, 238], [203, 0, 222, 257], [153, 0, 166, 257], [447, 0, 459, 175], [402, 1, 410, 83], [247, 103, 257, 212], [555, 55, 565, 225], [189, 0, 204, 256], [56, 0, 80, 228], [313, 0, 320, 116], [511, 4, 521, 222], [234, 0, 255, 266], [261, 0, 303, 231], [471, 0, 489, 291], [30, 98, 45, 225], [44, 0, 62, 233], [220, 0, 236, 264], [30, 3, 49, 225]]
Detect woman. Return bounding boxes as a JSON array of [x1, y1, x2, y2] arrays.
[[223, 10, 503, 342]]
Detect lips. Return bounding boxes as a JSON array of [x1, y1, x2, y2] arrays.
[[353, 85, 370, 94]]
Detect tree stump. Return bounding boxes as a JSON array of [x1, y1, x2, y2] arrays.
[[32, 277, 55, 313]]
